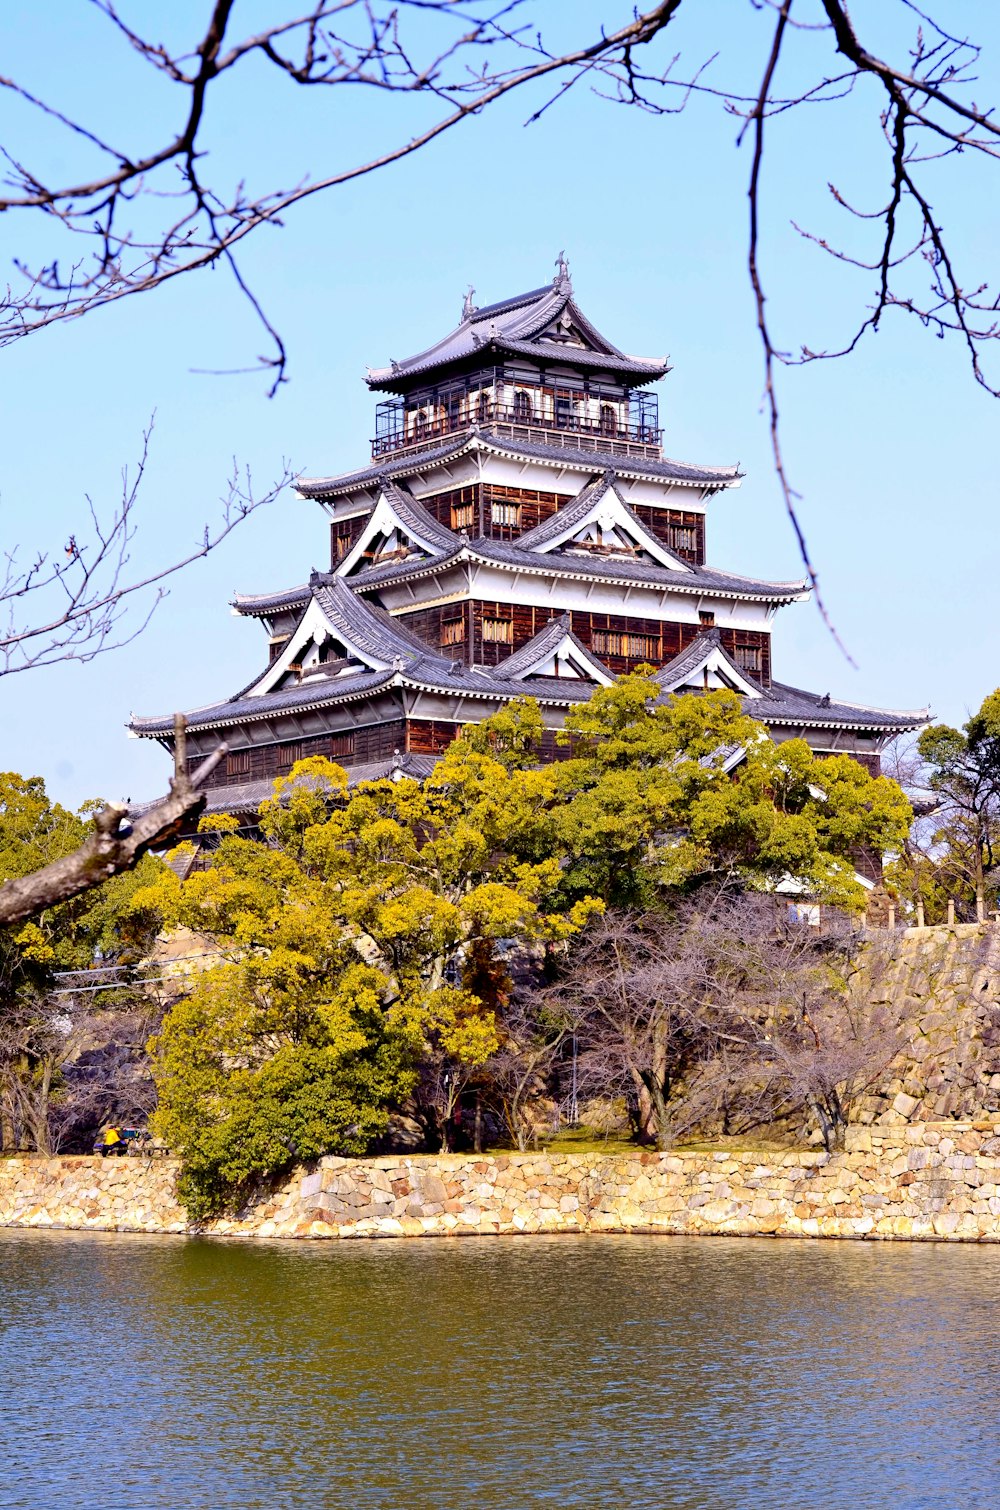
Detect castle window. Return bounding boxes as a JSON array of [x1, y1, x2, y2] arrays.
[[513, 390, 534, 422], [276, 742, 303, 772], [451, 502, 475, 531], [442, 618, 466, 646], [226, 750, 251, 777], [491, 501, 521, 527], [555, 395, 576, 429], [592, 631, 657, 659], [477, 391, 492, 422], [600, 404, 618, 437], [699, 610, 715, 627], [671, 525, 699, 556], [329, 733, 355, 759], [734, 643, 763, 676], [482, 617, 514, 645]]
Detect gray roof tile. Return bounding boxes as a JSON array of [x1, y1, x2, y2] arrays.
[[745, 680, 929, 732], [349, 535, 807, 603], [196, 754, 440, 814], [298, 430, 739, 498], [500, 613, 611, 681], [365, 278, 667, 391], [131, 668, 396, 736]]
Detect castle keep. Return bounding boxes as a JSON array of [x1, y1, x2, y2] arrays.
[[130, 265, 924, 816]]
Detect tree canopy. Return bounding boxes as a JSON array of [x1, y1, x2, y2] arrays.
[[133, 680, 911, 1210]]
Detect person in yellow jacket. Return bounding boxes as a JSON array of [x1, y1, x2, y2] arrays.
[[99, 1125, 124, 1157]]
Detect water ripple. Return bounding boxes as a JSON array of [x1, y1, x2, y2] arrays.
[[1, 1231, 998, 1509]]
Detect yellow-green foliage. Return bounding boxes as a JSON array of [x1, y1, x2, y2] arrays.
[[136, 680, 912, 1212], [136, 734, 600, 1214], [552, 674, 912, 908], [0, 770, 164, 992]]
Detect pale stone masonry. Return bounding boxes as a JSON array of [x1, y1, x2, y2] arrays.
[[4, 1121, 1000, 1242]]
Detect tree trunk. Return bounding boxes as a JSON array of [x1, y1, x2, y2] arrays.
[[629, 1067, 656, 1144], [32, 1058, 54, 1154]]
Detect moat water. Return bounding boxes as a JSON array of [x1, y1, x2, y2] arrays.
[[1, 1231, 998, 1509]]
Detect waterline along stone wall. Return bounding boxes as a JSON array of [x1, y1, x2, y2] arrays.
[[3, 1121, 1000, 1241]]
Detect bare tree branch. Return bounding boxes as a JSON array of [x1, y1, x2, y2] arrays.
[[3, 1, 1000, 651], [0, 420, 292, 676], [0, 715, 226, 928]]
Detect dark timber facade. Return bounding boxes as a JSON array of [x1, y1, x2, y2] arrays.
[[130, 264, 926, 822]]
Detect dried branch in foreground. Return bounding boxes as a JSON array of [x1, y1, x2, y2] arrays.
[[0, 716, 225, 928], [4, 2, 1000, 651], [0, 420, 292, 676]]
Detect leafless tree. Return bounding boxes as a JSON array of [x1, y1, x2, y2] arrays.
[[3, 3, 999, 637], [0, 984, 160, 1153], [486, 987, 570, 1151], [547, 894, 901, 1150]]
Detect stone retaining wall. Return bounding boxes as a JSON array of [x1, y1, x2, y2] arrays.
[[859, 923, 1000, 1124], [4, 1120, 1000, 1241]]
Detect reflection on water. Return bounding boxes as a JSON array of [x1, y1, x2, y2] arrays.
[[0, 1230, 997, 1509]]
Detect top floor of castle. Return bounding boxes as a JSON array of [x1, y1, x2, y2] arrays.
[[366, 257, 671, 465]]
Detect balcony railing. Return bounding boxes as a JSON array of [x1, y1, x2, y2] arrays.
[[371, 405, 663, 461]]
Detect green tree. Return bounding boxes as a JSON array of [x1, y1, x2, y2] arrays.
[[553, 674, 912, 911], [916, 690, 1000, 921], [137, 744, 599, 1212]]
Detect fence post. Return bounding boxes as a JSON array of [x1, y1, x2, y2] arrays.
[[916, 898, 925, 928], [947, 899, 956, 926]]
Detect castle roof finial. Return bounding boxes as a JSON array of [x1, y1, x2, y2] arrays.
[[462, 284, 477, 321], [554, 250, 571, 290]]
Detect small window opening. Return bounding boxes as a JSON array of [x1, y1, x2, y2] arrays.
[[483, 617, 514, 645]]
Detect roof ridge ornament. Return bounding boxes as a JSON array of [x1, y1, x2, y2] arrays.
[[554, 250, 571, 292], [462, 284, 477, 321]]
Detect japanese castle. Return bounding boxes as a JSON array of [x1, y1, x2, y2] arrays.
[[130, 262, 925, 819]]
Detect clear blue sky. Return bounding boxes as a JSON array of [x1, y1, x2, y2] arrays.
[[3, 1, 998, 809]]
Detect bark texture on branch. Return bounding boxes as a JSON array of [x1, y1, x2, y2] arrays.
[[0, 715, 226, 928]]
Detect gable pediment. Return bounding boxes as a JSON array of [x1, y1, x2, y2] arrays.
[[524, 477, 691, 571], [337, 486, 450, 577], [247, 596, 388, 697], [658, 637, 763, 700], [537, 309, 596, 351], [499, 614, 614, 686], [510, 631, 613, 684]]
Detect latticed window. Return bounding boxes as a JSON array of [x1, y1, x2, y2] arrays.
[[513, 390, 534, 421], [482, 617, 514, 644], [226, 750, 251, 777], [734, 643, 763, 675], [442, 618, 466, 646], [451, 503, 475, 530], [329, 733, 355, 758], [670, 526, 698, 555], [600, 404, 618, 436], [491, 501, 520, 527], [592, 630, 657, 659], [276, 742, 303, 771], [699, 610, 715, 626]]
